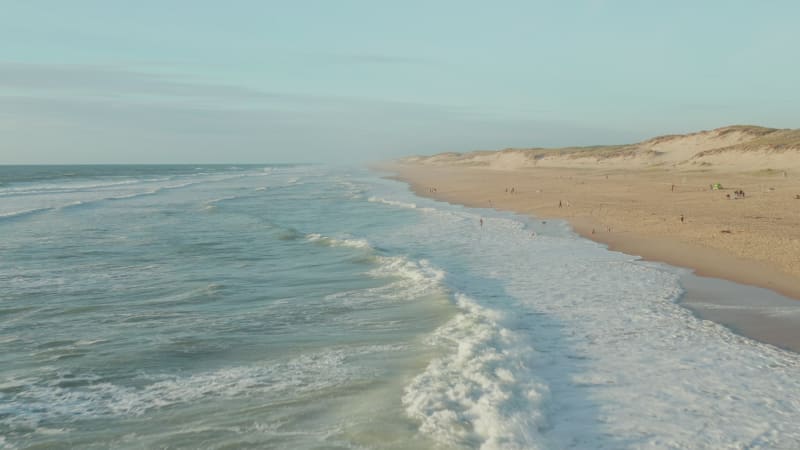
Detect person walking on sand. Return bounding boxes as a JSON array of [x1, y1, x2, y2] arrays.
[[680, 214, 684, 223], [559, 200, 562, 208]]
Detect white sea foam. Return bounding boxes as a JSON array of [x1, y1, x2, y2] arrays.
[[0, 335, 20, 345], [0, 207, 52, 220], [335, 179, 367, 199], [403, 294, 548, 450], [0, 178, 146, 197], [0, 176, 228, 219], [103, 180, 207, 202], [161, 181, 198, 190], [368, 196, 416, 209], [368, 256, 445, 289], [138, 284, 224, 306], [324, 255, 447, 307], [74, 339, 108, 347], [396, 199, 800, 448], [0, 435, 12, 450], [203, 196, 240, 211], [59, 200, 86, 209], [106, 189, 161, 200], [368, 196, 438, 213], [207, 195, 239, 204], [305, 233, 372, 250], [1, 345, 403, 430], [0, 172, 247, 202]]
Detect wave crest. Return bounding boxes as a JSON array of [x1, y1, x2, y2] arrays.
[[403, 294, 548, 450], [305, 233, 372, 250]]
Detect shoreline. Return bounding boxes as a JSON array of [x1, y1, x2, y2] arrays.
[[381, 163, 800, 302], [567, 216, 800, 301], [378, 162, 800, 352], [679, 273, 800, 353]]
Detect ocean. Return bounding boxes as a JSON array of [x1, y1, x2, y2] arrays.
[[1, 164, 799, 449]]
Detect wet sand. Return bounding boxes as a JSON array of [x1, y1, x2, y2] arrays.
[[680, 274, 800, 353]]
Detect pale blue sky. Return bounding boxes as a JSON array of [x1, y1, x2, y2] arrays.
[[1, 0, 798, 164]]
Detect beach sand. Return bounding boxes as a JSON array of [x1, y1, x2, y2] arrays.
[[680, 273, 800, 353], [383, 162, 800, 351], [377, 126, 800, 350], [386, 164, 800, 299]]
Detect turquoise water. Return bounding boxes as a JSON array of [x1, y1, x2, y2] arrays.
[[2, 165, 800, 449], [1, 165, 453, 448]]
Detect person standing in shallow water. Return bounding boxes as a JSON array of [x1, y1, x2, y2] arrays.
[[480, 218, 483, 228]]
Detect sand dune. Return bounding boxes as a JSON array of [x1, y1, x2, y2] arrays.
[[403, 125, 800, 173]]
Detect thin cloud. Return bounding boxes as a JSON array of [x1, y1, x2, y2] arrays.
[[678, 103, 735, 111], [0, 62, 288, 102], [0, 61, 462, 115], [320, 52, 434, 65]]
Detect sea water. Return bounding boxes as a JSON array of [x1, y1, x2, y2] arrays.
[[1, 165, 799, 449]]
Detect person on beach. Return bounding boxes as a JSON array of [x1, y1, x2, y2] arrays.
[[680, 214, 685, 223], [559, 200, 562, 208], [480, 218, 483, 228]]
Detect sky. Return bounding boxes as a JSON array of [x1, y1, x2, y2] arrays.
[[1, 0, 799, 164]]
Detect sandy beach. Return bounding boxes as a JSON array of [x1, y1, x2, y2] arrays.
[[385, 126, 800, 300], [382, 126, 800, 350], [387, 163, 800, 299]]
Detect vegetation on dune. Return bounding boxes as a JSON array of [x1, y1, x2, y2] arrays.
[[739, 128, 800, 149], [406, 124, 800, 164], [715, 125, 778, 137], [520, 125, 800, 160], [493, 145, 635, 160], [696, 128, 800, 157]]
